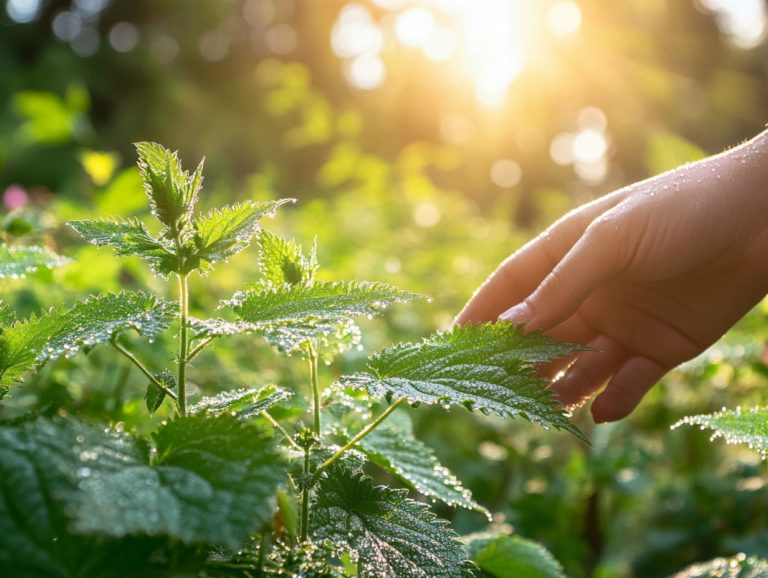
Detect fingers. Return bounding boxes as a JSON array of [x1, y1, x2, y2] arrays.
[[455, 200, 613, 325], [454, 235, 572, 325], [500, 215, 625, 331], [550, 335, 628, 407], [590, 356, 667, 423], [534, 312, 595, 380]]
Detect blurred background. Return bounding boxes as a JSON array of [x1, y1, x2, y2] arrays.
[[2, 1, 768, 576]]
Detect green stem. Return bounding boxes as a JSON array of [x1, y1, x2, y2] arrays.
[[300, 447, 310, 542], [186, 336, 213, 362], [112, 341, 177, 401], [308, 344, 321, 435], [257, 532, 268, 570], [177, 273, 189, 415], [260, 410, 301, 452], [314, 398, 405, 479]]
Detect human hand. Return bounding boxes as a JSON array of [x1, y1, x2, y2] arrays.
[[456, 130, 768, 422]]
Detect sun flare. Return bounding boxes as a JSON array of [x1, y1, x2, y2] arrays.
[[333, 0, 582, 106]]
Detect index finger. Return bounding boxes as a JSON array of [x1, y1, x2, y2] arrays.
[[454, 191, 626, 326], [454, 211, 584, 325]]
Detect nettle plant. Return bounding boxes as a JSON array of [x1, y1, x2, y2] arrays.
[[0, 144, 585, 578]]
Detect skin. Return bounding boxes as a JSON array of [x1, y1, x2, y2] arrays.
[[456, 129, 768, 423]]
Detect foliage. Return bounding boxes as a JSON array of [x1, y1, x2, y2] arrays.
[[0, 290, 175, 396], [0, 245, 70, 278], [339, 323, 585, 440], [358, 423, 490, 517], [669, 555, 768, 578], [465, 533, 567, 578], [672, 407, 768, 456], [0, 144, 582, 577], [312, 467, 474, 578], [190, 384, 293, 419]]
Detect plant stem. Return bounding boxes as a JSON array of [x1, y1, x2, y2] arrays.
[[257, 532, 268, 570], [112, 341, 177, 401], [186, 336, 213, 362], [260, 410, 301, 452], [308, 344, 321, 435], [177, 273, 189, 415], [314, 398, 405, 479], [300, 447, 310, 542]]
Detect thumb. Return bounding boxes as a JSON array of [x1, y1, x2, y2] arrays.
[[499, 216, 624, 331]]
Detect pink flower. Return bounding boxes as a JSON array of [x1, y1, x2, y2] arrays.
[[3, 185, 29, 211]]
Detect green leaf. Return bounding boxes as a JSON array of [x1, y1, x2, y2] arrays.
[[312, 467, 474, 578], [191, 315, 363, 360], [0, 302, 16, 327], [188, 317, 255, 338], [222, 280, 423, 354], [668, 555, 768, 578], [0, 291, 176, 393], [71, 414, 285, 548], [672, 406, 768, 456], [0, 418, 177, 576], [465, 533, 566, 578], [227, 281, 424, 323], [69, 217, 178, 275], [135, 141, 202, 235], [257, 229, 318, 286], [0, 245, 70, 278], [339, 323, 585, 441], [190, 384, 293, 419], [358, 425, 490, 518], [145, 370, 176, 415], [191, 200, 294, 268]]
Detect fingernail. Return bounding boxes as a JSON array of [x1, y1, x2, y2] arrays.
[[499, 302, 533, 324]]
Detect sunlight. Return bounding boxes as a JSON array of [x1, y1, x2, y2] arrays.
[[330, 0, 541, 103], [424, 0, 533, 107]]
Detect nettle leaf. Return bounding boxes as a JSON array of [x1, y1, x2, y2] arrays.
[[191, 316, 361, 361], [0, 245, 70, 278], [264, 318, 363, 359], [145, 370, 176, 415], [189, 316, 255, 338], [669, 555, 768, 578], [72, 414, 285, 548], [191, 199, 293, 268], [465, 533, 566, 578], [672, 407, 768, 456], [0, 302, 16, 327], [69, 217, 178, 275], [0, 418, 168, 577], [0, 291, 175, 392], [227, 281, 424, 324], [358, 425, 490, 518], [257, 229, 318, 286], [339, 323, 585, 441], [190, 384, 293, 419], [135, 141, 202, 235], [222, 281, 422, 354], [313, 467, 473, 578], [38, 291, 175, 362]]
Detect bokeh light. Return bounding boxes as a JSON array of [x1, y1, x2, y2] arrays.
[[698, 0, 767, 49], [548, 0, 582, 37], [490, 159, 522, 188], [108, 22, 139, 53], [6, 0, 41, 23]]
